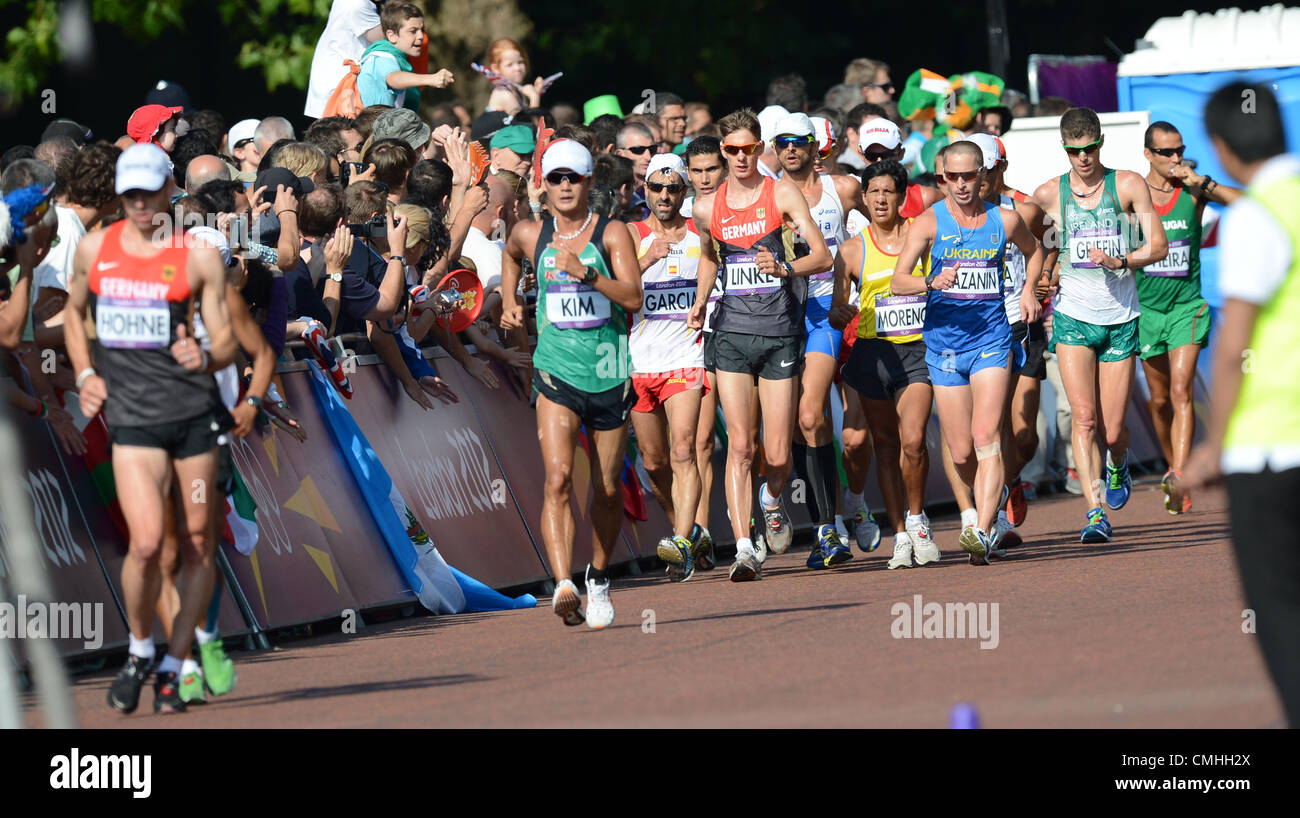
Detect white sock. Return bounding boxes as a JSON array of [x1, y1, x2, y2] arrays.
[[194, 626, 217, 646], [181, 658, 200, 677], [128, 635, 156, 661], [843, 489, 866, 511], [961, 508, 979, 529], [158, 654, 183, 676], [736, 536, 754, 555], [760, 482, 779, 509]]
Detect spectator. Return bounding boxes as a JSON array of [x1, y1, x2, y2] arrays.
[[189, 110, 227, 152], [655, 91, 688, 148], [285, 184, 345, 332], [339, 180, 408, 328], [428, 103, 460, 130], [2, 145, 35, 171], [552, 123, 598, 155], [127, 104, 183, 149], [305, 0, 383, 119], [354, 105, 392, 140], [1034, 96, 1073, 117], [841, 101, 888, 171], [371, 107, 432, 155], [364, 138, 416, 203], [616, 121, 655, 190], [460, 175, 515, 294], [685, 102, 712, 136], [357, 1, 453, 111], [170, 129, 219, 188], [845, 57, 894, 104], [483, 37, 545, 115], [227, 118, 262, 176], [766, 73, 808, 112], [624, 113, 662, 147], [489, 124, 534, 178], [255, 117, 296, 155], [550, 102, 580, 128], [822, 83, 861, 114], [275, 142, 330, 186], [0, 159, 59, 350], [405, 158, 452, 213], [589, 114, 622, 155], [39, 119, 92, 146], [592, 153, 635, 220], [184, 155, 231, 193], [33, 138, 77, 197], [305, 115, 365, 182], [1003, 89, 1032, 120], [975, 105, 1014, 136]]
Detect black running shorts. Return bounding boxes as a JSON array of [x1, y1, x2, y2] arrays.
[[711, 331, 803, 381], [533, 370, 635, 431], [1011, 320, 1048, 380], [843, 338, 930, 400], [110, 408, 232, 460]]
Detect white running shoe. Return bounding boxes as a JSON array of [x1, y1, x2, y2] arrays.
[[887, 533, 914, 569], [908, 513, 941, 565], [990, 512, 1013, 559], [551, 579, 585, 626], [584, 567, 614, 629]]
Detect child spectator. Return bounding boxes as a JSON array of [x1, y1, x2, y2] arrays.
[[357, 1, 453, 111]]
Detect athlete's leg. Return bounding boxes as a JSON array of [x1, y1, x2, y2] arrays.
[[112, 446, 173, 644], [968, 364, 1013, 533], [896, 381, 933, 517], [934, 384, 976, 490], [588, 422, 632, 571], [694, 370, 718, 530], [756, 375, 798, 497], [1097, 354, 1135, 466], [840, 382, 872, 509], [1057, 344, 1104, 508], [941, 437, 976, 517], [662, 386, 704, 539], [1000, 371, 1022, 486], [1166, 344, 1201, 472], [536, 394, 581, 581], [716, 370, 760, 542], [166, 448, 221, 666], [862, 394, 904, 532], [795, 351, 839, 526], [1011, 375, 1042, 473], [631, 406, 675, 524], [1141, 352, 1175, 466], [155, 495, 181, 642]]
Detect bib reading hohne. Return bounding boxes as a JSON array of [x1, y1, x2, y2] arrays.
[[533, 215, 630, 393]]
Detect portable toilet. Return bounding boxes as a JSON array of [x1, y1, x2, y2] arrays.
[[1117, 5, 1300, 369]]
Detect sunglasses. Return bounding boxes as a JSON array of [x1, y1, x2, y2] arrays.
[[646, 182, 685, 194], [623, 145, 655, 156], [234, 138, 255, 150], [945, 170, 981, 183], [818, 142, 834, 159], [1063, 138, 1102, 157], [1150, 146, 1185, 158], [866, 82, 895, 93], [864, 149, 894, 163], [774, 135, 814, 150], [545, 170, 586, 185], [722, 142, 762, 156]]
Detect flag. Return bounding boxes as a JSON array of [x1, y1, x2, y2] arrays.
[[77, 408, 130, 542], [220, 468, 259, 556]]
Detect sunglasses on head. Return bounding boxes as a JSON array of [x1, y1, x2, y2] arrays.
[[646, 181, 685, 194], [774, 135, 814, 150], [545, 170, 585, 185], [945, 170, 981, 183], [623, 145, 655, 155], [1150, 145, 1185, 158], [722, 142, 762, 156], [1063, 138, 1102, 157]]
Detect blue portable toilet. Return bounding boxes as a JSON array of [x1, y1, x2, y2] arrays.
[[1117, 5, 1300, 380]]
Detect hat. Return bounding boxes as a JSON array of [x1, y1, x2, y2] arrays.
[[490, 124, 535, 155], [810, 116, 836, 152], [541, 139, 593, 177], [646, 153, 688, 183], [757, 105, 789, 143], [373, 108, 432, 152], [860, 118, 902, 151], [469, 111, 512, 144], [582, 94, 624, 125], [994, 135, 1008, 161], [187, 226, 235, 267], [145, 80, 192, 113], [40, 119, 92, 145], [254, 167, 316, 198], [116, 143, 173, 193], [771, 112, 814, 140], [127, 104, 183, 146], [966, 133, 1003, 169], [228, 118, 260, 149]]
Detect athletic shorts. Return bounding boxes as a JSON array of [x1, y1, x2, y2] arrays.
[[632, 368, 709, 413], [702, 330, 717, 372], [1049, 312, 1139, 362], [110, 408, 232, 460], [533, 370, 635, 431], [804, 313, 843, 359], [1009, 321, 1047, 379], [927, 333, 1014, 387], [843, 338, 930, 400], [712, 331, 803, 381], [1139, 299, 1211, 360]]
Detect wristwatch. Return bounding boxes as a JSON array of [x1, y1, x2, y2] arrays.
[[1118, 254, 1128, 271], [1201, 175, 1217, 195], [925, 273, 937, 291], [389, 254, 406, 266], [780, 260, 795, 277], [582, 266, 599, 285], [329, 271, 343, 283], [245, 395, 264, 410]]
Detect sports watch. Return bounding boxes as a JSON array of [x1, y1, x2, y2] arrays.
[[925, 273, 937, 291], [582, 266, 599, 285]]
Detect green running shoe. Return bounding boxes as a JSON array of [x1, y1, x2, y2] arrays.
[[179, 670, 206, 704], [198, 639, 237, 696]]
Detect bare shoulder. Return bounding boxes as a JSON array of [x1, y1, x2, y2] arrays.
[[75, 227, 109, 264], [1114, 169, 1151, 205], [832, 173, 861, 202], [691, 191, 715, 227], [920, 185, 943, 206], [508, 218, 541, 255]]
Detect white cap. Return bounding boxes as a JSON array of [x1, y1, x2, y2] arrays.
[[860, 118, 902, 151], [228, 118, 260, 148], [541, 139, 594, 177], [757, 105, 789, 143], [966, 133, 1003, 169], [771, 112, 815, 140], [115, 143, 173, 193], [646, 153, 688, 183], [810, 116, 836, 151], [187, 226, 234, 267]]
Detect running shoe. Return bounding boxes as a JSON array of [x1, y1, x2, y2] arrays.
[[1005, 480, 1028, 527], [197, 639, 236, 696], [1064, 468, 1083, 496], [887, 533, 914, 570], [990, 512, 1021, 558], [1161, 469, 1191, 515], [908, 513, 941, 565], [179, 670, 206, 704], [659, 535, 695, 583], [551, 578, 585, 626], [806, 524, 853, 569], [729, 550, 762, 582], [959, 525, 992, 566], [153, 671, 187, 714], [1081, 507, 1113, 543], [1105, 454, 1132, 510], [762, 498, 792, 554], [107, 653, 153, 714], [584, 566, 614, 629], [750, 518, 768, 565], [690, 525, 715, 571], [847, 507, 882, 552]]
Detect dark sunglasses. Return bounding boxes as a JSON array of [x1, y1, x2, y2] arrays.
[[1150, 146, 1185, 158], [945, 170, 981, 183], [864, 149, 894, 162], [722, 142, 762, 156], [1063, 138, 1102, 157], [646, 182, 685, 194], [546, 170, 586, 185], [774, 135, 814, 150], [234, 138, 255, 150], [623, 145, 655, 155], [866, 82, 895, 93]]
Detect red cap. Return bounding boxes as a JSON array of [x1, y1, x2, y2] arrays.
[[127, 104, 183, 146]]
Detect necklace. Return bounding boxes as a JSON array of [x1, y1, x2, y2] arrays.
[[1070, 171, 1105, 198], [553, 210, 593, 242], [1147, 178, 1174, 193], [951, 204, 982, 246]]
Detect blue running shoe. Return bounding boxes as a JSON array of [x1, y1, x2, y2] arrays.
[[1080, 507, 1113, 543], [1104, 454, 1132, 510], [821, 524, 852, 567]]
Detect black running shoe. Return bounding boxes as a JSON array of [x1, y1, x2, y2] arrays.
[[107, 654, 153, 714], [153, 671, 187, 714]]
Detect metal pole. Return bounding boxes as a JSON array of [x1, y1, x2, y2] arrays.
[[215, 546, 270, 649], [987, 0, 1010, 79]]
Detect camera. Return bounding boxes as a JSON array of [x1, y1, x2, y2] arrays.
[[339, 161, 366, 188], [347, 214, 388, 239]]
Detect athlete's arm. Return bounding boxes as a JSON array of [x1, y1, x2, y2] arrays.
[[193, 244, 237, 370], [890, 210, 942, 295], [688, 196, 717, 331], [594, 219, 644, 312], [628, 222, 669, 273], [829, 233, 861, 330], [1116, 170, 1168, 269], [1005, 210, 1044, 323], [227, 286, 274, 437], [772, 178, 831, 275], [1169, 164, 1243, 207], [499, 220, 534, 331], [62, 234, 104, 416]]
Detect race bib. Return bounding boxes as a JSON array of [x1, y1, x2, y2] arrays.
[[641, 279, 697, 321], [1069, 225, 1125, 269], [1144, 238, 1190, 277], [546, 283, 611, 329], [810, 236, 839, 282], [942, 259, 1003, 300], [96, 297, 170, 349], [874, 294, 927, 337], [724, 253, 780, 296]]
